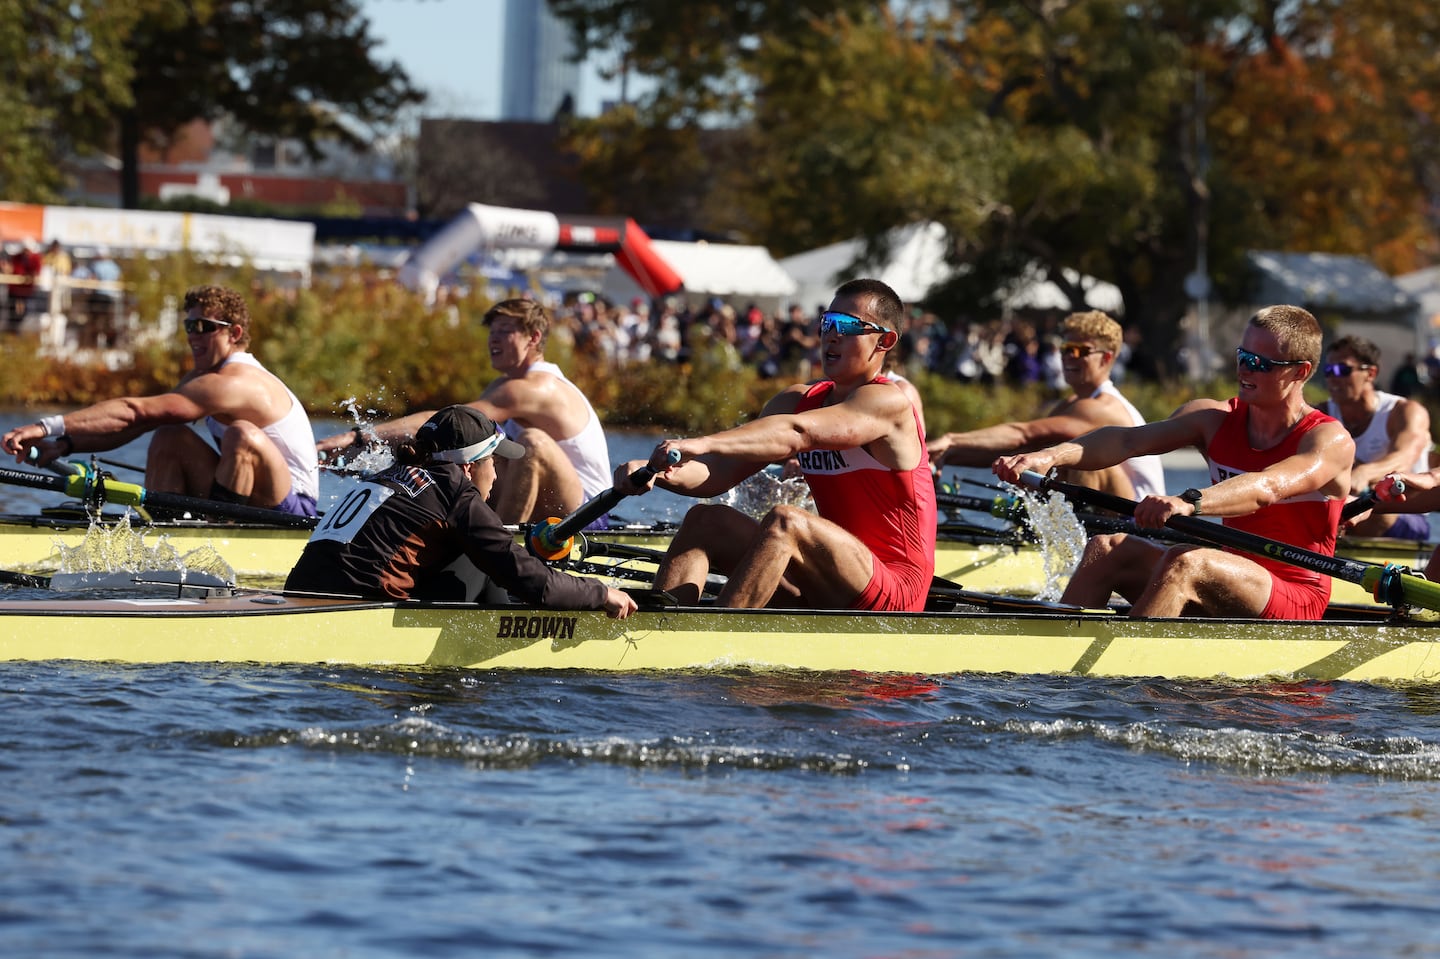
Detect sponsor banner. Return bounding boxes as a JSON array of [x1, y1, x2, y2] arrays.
[[41, 206, 314, 272]]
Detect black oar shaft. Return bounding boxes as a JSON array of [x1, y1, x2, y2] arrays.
[[0, 466, 72, 495], [530, 451, 681, 557], [0, 463, 314, 527], [1019, 470, 1440, 609]]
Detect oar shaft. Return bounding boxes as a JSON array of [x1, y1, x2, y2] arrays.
[[531, 451, 681, 557], [0, 465, 74, 495], [0, 463, 314, 527], [935, 490, 1024, 520], [1021, 470, 1440, 610]]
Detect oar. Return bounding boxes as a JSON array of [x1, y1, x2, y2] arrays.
[[0, 464, 316, 528], [1016, 470, 1440, 611], [527, 450, 682, 560], [935, 489, 1026, 521], [0, 569, 50, 588]]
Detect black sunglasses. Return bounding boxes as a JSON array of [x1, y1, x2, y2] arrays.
[[183, 316, 232, 335], [1322, 362, 1373, 378], [1236, 347, 1306, 374]]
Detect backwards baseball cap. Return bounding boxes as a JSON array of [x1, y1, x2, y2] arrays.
[[417, 406, 525, 464]]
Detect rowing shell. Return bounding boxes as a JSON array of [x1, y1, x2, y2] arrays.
[[2, 510, 1435, 606], [1, 590, 1438, 683]]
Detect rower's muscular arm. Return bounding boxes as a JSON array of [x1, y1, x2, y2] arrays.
[[928, 398, 1119, 469], [993, 399, 1221, 485], [664, 382, 916, 470], [1179, 420, 1354, 518]]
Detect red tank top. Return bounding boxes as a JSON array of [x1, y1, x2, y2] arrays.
[[793, 379, 937, 595], [1206, 398, 1343, 589]]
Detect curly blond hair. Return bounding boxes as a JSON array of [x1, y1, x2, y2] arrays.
[[1060, 310, 1122, 355]]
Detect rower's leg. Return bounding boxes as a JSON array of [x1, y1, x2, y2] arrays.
[[146, 425, 218, 497], [718, 505, 871, 609], [491, 427, 582, 524], [214, 420, 292, 507], [655, 504, 757, 605], [1129, 545, 1273, 618], [1059, 532, 1163, 608]]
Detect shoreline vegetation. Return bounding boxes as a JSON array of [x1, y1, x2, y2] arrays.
[[0, 256, 1331, 437]]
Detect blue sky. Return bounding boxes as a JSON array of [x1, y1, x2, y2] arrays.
[[361, 0, 620, 119]]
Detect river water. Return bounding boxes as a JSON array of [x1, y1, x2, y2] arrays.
[[4, 411, 1440, 957]]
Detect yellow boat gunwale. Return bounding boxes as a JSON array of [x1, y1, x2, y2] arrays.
[[2, 589, 1439, 685]]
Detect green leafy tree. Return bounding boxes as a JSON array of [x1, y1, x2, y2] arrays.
[[0, 1, 157, 201], [119, 0, 424, 208]]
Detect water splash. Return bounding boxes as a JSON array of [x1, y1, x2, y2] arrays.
[[717, 466, 816, 520], [1012, 489, 1089, 601], [330, 394, 395, 473], [50, 512, 235, 585]]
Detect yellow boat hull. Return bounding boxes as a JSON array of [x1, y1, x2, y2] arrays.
[[1, 592, 1439, 684]]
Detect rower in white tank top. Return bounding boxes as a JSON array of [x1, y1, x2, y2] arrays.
[[499, 360, 612, 500], [205, 351, 321, 500], [1092, 380, 1166, 499]]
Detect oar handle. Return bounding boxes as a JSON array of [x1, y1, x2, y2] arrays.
[[1341, 479, 1407, 522], [1341, 490, 1377, 522], [529, 450, 681, 560]]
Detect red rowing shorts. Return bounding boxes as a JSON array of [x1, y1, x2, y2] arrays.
[[1260, 572, 1331, 620], [849, 556, 930, 613]]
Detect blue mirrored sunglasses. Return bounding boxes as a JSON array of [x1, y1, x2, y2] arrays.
[[819, 311, 887, 337], [1236, 347, 1306, 374]]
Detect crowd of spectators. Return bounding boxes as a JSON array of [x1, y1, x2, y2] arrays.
[[534, 291, 1147, 390]]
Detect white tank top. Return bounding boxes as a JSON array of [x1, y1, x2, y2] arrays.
[[1092, 380, 1166, 499], [205, 352, 320, 499], [500, 360, 612, 500], [1327, 391, 1430, 472]]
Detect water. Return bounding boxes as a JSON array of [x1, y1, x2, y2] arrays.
[[6, 411, 1440, 956]]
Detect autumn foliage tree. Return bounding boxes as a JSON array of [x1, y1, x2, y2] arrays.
[[553, 0, 1440, 367]]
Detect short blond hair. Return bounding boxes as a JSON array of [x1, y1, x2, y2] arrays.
[[1060, 310, 1122, 354], [483, 298, 550, 347], [1249, 305, 1321, 365]]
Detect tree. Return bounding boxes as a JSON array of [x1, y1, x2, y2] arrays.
[[551, 0, 1440, 369], [0, 1, 157, 202], [118, 0, 424, 209]]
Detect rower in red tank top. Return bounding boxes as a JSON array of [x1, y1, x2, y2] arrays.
[[793, 378, 937, 611], [993, 305, 1354, 621], [611, 278, 937, 611]]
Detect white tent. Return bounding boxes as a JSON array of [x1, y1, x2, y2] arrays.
[[779, 222, 949, 310], [600, 239, 796, 308], [779, 222, 1123, 314], [1000, 265, 1124, 315], [1398, 265, 1440, 333]]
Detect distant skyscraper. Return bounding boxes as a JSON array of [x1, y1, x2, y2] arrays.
[[501, 0, 581, 121]]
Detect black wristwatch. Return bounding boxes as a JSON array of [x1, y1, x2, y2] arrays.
[[1180, 488, 1204, 515]]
